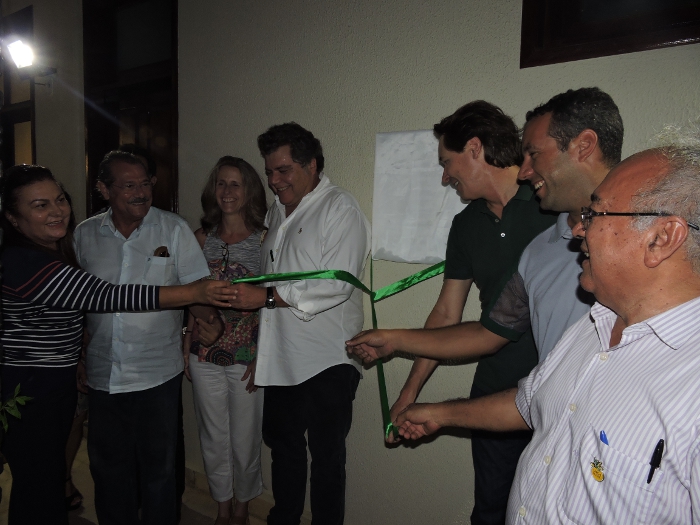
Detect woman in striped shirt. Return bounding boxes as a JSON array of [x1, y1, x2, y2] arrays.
[[0, 164, 234, 525]]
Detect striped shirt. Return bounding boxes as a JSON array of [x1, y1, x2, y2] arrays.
[[509, 297, 700, 524], [1, 246, 159, 373]]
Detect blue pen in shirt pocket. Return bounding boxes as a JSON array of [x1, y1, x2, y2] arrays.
[[600, 430, 609, 445]]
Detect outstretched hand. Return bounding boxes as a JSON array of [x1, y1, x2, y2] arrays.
[[394, 403, 443, 440], [345, 329, 397, 364], [196, 280, 238, 308]]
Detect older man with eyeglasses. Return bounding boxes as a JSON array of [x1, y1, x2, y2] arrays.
[[395, 127, 700, 524], [74, 150, 224, 525]]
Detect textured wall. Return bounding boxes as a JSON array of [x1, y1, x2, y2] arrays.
[[2, 0, 86, 221], [178, 1, 700, 524]]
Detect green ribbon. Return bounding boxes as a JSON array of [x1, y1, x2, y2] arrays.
[[231, 260, 445, 439]]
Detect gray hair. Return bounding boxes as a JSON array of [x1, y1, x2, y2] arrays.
[[631, 121, 700, 273]]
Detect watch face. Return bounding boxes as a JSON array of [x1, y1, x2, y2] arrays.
[[266, 288, 276, 308]]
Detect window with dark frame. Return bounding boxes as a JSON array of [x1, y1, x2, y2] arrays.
[[521, 0, 700, 68]]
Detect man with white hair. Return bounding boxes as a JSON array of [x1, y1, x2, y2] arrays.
[[395, 128, 700, 523]]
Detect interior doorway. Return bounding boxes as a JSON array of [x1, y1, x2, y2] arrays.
[[83, 0, 178, 216]]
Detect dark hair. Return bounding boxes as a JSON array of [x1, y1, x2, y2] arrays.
[[118, 143, 157, 176], [200, 156, 267, 234], [525, 87, 624, 168], [97, 150, 149, 187], [0, 164, 79, 267], [434, 100, 523, 168], [257, 122, 324, 173]]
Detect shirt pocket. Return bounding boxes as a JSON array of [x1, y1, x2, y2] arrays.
[[143, 256, 177, 286], [561, 426, 661, 525]]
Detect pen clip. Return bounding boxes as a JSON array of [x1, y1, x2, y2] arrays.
[[646, 438, 664, 484]]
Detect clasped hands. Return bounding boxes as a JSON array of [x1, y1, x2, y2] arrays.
[[197, 281, 267, 310]]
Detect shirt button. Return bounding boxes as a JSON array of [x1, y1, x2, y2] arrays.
[[116, 313, 120, 317], [123, 263, 128, 267], [544, 455, 551, 465], [569, 403, 577, 412], [495, 219, 500, 223], [500, 233, 506, 237], [519, 506, 526, 517], [599, 353, 609, 361]]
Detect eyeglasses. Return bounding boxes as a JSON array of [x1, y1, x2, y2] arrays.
[[581, 206, 700, 232], [111, 181, 153, 193], [220, 243, 229, 271]]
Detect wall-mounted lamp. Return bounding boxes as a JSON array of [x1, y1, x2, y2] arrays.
[[5, 38, 57, 80]]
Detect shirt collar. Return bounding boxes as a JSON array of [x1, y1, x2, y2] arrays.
[[548, 212, 573, 243], [590, 296, 700, 351], [474, 183, 534, 216], [100, 206, 158, 237]]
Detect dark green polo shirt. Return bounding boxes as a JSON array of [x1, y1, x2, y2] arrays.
[[444, 183, 557, 394]]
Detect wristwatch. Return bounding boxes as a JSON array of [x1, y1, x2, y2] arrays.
[[265, 287, 276, 309]]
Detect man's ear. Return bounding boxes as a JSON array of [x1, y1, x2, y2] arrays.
[[96, 181, 110, 201], [465, 137, 483, 160], [644, 217, 689, 268], [570, 129, 599, 163], [306, 158, 318, 177], [150, 176, 157, 187]]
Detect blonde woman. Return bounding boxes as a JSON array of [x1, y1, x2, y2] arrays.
[[184, 156, 267, 525]]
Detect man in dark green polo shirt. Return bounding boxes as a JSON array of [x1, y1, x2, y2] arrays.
[[383, 101, 556, 525]]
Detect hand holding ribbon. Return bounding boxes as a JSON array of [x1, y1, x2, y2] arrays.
[[229, 260, 445, 440]]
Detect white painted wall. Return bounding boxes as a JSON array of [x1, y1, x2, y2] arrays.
[[2, 0, 86, 221], [178, 2, 700, 523]]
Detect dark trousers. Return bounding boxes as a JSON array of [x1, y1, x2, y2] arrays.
[[1, 382, 76, 525], [88, 374, 181, 525], [263, 364, 360, 525], [470, 385, 532, 525]]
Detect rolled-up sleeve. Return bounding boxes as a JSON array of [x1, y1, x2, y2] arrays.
[[276, 203, 370, 319]]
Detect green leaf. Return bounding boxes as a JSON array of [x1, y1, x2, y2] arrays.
[[0, 413, 7, 432], [14, 384, 20, 397], [5, 405, 21, 419]]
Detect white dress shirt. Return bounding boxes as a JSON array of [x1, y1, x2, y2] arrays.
[[256, 174, 370, 386], [75, 207, 210, 393], [508, 297, 700, 524]]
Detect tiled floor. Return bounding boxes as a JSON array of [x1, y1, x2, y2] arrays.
[[0, 438, 272, 525]]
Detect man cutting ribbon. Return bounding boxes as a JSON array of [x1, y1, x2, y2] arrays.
[[229, 122, 370, 525]]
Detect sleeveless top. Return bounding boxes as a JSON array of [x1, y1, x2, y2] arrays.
[[189, 228, 263, 366]]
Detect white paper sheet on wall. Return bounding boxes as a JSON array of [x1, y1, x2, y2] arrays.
[[372, 130, 467, 264]]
